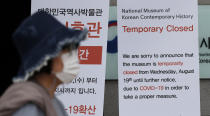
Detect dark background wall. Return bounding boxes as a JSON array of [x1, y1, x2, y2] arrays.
[[0, 0, 31, 95]]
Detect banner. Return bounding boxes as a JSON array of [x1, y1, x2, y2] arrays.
[[31, 0, 109, 115], [198, 5, 210, 79], [118, 0, 200, 116], [106, 6, 118, 80]]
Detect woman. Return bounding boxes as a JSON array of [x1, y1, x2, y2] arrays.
[[0, 11, 88, 116]]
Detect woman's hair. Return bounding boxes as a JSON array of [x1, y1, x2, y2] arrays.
[[28, 42, 79, 80], [62, 42, 79, 51], [28, 59, 52, 81]]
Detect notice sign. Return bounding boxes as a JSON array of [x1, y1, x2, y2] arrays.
[[32, 0, 109, 116], [117, 0, 200, 116]]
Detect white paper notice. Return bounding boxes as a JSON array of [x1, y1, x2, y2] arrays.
[[31, 0, 109, 116], [117, 0, 200, 116]]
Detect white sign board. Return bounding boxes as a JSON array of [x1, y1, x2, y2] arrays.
[[32, 0, 109, 115], [118, 0, 200, 116]]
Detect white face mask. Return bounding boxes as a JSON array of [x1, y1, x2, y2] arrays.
[[55, 49, 80, 84]]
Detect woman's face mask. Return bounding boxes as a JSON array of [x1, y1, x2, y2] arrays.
[[55, 49, 80, 84]]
